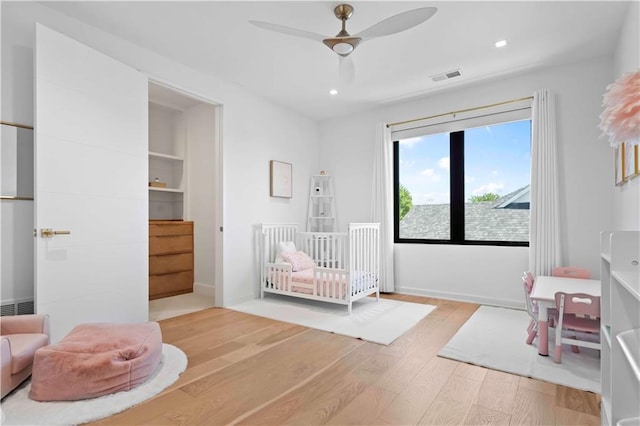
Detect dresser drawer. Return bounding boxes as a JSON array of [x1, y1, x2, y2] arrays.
[[149, 235, 193, 255], [149, 221, 193, 237], [149, 252, 193, 275], [149, 271, 193, 299]]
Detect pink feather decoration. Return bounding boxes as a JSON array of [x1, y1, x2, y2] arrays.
[[599, 70, 640, 147]]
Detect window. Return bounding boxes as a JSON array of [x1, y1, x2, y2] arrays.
[[394, 118, 531, 246]]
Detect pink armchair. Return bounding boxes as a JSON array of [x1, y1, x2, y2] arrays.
[[1, 314, 50, 399]]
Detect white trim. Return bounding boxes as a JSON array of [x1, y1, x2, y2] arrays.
[[147, 75, 223, 106], [193, 282, 215, 298], [146, 77, 225, 309], [395, 286, 525, 310]]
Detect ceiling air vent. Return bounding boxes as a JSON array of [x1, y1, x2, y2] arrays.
[[430, 68, 462, 82]]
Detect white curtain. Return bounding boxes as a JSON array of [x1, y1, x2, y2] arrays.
[[529, 89, 562, 276], [371, 123, 395, 292]]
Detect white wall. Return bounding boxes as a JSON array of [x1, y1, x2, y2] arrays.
[[319, 56, 614, 308], [1, 2, 320, 307], [611, 0, 640, 231], [186, 102, 217, 295]]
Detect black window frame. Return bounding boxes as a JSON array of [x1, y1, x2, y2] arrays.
[[393, 126, 530, 248]]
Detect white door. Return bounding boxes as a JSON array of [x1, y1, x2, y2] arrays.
[[34, 24, 148, 343]]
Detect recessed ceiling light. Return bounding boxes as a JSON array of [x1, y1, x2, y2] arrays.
[[495, 39, 508, 48], [329, 89, 338, 95]]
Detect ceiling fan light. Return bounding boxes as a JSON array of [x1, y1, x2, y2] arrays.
[[333, 42, 354, 55]]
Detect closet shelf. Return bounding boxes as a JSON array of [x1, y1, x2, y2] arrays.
[[616, 329, 640, 381], [149, 151, 183, 161], [149, 187, 184, 193]]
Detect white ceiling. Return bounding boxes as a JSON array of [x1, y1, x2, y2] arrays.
[[41, 1, 629, 121]]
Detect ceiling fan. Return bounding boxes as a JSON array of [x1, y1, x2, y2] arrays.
[[250, 4, 437, 82]]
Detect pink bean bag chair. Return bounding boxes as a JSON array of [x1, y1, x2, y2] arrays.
[[29, 322, 162, 401]]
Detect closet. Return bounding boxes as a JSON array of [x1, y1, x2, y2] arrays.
[[148, 82, 218, 301]]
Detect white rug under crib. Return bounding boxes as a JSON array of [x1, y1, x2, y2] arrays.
[[229, 295, 435, 345]]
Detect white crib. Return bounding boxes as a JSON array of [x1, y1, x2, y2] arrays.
[[260, 223, 380, 313]]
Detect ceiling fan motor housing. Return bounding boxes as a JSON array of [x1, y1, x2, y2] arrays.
[[323, 4, 360, 56]]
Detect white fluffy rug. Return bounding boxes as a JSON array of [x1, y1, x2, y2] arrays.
[[1, 343, 187, 425], [229, 295, 435, 345], [438, 305, 600, 393]]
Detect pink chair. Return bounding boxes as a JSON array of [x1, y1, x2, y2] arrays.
[[522, 273, 557, 345], [553, 292, 601, 363], [1, 314, 50, 399], [551, 267, 590, 279]]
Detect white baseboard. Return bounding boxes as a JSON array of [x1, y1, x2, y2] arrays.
[[194, 282, 215, 297], [395, 286, 525, 310]]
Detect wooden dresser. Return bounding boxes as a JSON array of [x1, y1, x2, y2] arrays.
[[149, 220, 194, 300]]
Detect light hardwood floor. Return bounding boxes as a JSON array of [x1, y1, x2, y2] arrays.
[[92, 294, 600, 425]]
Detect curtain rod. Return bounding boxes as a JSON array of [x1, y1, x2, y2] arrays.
[[386, 95, 534, 128], [1, 120, 34, 130]]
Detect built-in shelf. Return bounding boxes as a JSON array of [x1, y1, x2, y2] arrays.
[[612, 270, 640, 301], [602, 396, 612, 426], [617, 329, 640, 381], [601, 231, 640, 426], [149, 187, 184, 193], [603, 325, 612, 347], [149, 151, 183, 161], [309, 217, 335, 220], [617, 417, 640, 426]]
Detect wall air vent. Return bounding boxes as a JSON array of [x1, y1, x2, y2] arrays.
[[0, 298, 35, 316], [430, 68, 462, 82]]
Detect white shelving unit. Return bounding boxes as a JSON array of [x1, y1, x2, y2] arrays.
[[600, 231, 640, 426], [148, 102, 186, 220], [307, 175, 337, 232]]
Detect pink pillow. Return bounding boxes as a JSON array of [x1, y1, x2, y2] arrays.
[[280, 251, 316, 272]]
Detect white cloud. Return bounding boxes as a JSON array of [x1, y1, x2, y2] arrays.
[[413, 192, 450, 205], [465, 175, 476, 184], [471, 182, 505, 195], [492, 169, 499, 175], [400, 159, 415, 168], [398, 137, 422, 148], [438, 157, 450, 170], [419, 168, 441, 182]]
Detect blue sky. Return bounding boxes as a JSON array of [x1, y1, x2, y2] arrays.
[[398, 120, 531, 205]]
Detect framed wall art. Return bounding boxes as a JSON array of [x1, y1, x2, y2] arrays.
[[615, 144, 625, 186], [270, 160, 292, 198], [623, 141, 639, 181]]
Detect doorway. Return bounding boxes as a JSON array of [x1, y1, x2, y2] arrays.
[[147, 81, 223, 321]]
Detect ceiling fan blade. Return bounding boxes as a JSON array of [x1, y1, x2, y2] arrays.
[[338, 55, 355, 84], [355, 7, 437, 40], [249, 20, 326, 42]]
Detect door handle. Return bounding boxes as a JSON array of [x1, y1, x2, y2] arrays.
[[40, 229, 71, 238]]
